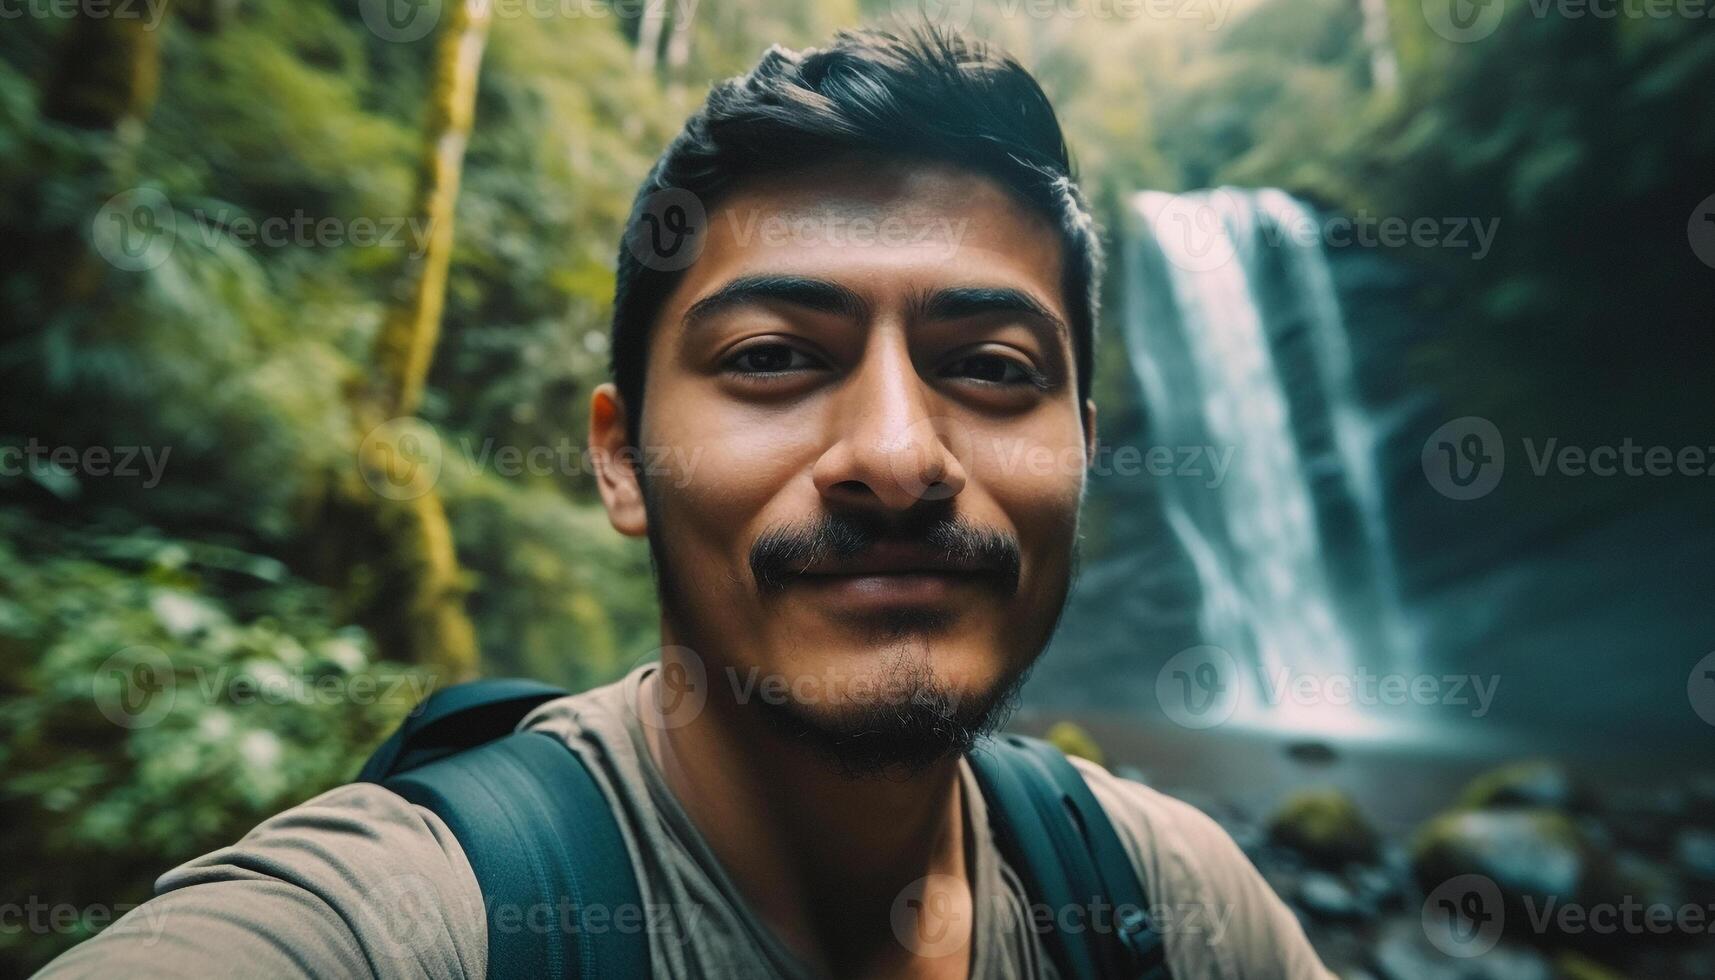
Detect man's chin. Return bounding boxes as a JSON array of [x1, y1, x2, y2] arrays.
[[749, 654, 1033, 779]]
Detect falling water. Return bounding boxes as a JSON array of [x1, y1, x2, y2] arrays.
[[1122, 188, 1412, 736]]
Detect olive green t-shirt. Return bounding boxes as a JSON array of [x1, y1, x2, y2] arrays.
[[38, 663, 1331, 979]]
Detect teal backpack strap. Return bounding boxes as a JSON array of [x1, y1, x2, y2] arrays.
[[360, 680, 651, 979], [969, 734, 1171, 980]]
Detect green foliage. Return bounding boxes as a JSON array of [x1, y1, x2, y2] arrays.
[[0, 511, 431, 972], [443, 466, 658, 690]]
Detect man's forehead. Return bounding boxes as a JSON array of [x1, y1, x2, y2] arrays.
[[710, 158, 1055, 239], [672, 160, 1069, 320]]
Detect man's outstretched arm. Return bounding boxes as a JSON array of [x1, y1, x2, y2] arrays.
[[36, 784, 486, 979]]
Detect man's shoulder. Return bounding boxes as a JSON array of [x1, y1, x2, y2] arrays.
[[163, 781, 489, 956], [41, 781, 488, 979], [515, 667, 639, 741], [1065, 755, 1247, 888], [1065, 755, 1335, 980]]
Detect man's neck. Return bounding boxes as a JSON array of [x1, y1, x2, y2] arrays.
[[638, 667, 975, 980]]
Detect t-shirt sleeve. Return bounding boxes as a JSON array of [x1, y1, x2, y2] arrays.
[[34, 783, 487, 980], [1068, 757, 1334, 980]]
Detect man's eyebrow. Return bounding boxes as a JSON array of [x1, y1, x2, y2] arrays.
[[682, 275, 868, 328], [920, 286, 1068, 338]]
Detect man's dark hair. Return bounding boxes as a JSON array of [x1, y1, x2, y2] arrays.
[[609, 25, 1102, 447]]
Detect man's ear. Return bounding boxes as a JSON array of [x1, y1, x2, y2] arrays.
[[590, 383, 648, 537], [1083, 397, 1099, 467]]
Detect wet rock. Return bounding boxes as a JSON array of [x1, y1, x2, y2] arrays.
[[1412, 808, 1590, 902], [1458, 761, 1587, 812], [1551, 950, 1630, 980], [1677, 829, 1715, 883], [1350, 863, 1403, 912], [1370, 918, 1552, 980], [1298, 871, 1364, 921], [1604, 785, 1689, 857], [1285, 739, 1338, 765], [1268, 788, 1380, 869], [1611, 851, 1686, 912], [1688, 775, 1715, 821]]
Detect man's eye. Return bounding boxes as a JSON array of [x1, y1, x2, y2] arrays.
[[943, 353, 1042, 387], [725, 343, 818, 375]]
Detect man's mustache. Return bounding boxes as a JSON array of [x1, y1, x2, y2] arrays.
[[749, 507, 1021, 597]]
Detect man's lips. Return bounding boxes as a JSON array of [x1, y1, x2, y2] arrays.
[[784, 542, 1006, 610], [791, 540, 1000, 579], [789, 569, 992, 610]]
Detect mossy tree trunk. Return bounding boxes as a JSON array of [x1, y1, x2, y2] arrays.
[[335, 0, 493, 682], [7, 2, 172, 340]]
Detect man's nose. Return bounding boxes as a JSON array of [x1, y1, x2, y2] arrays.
[[810, 338, 968, 513]]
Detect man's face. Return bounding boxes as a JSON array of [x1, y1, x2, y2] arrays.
[[592, 158, 1096, 773]]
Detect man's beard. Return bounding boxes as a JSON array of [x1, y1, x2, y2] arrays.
[[637, 470, 1077, 778], [750, 644, 1036, 779]]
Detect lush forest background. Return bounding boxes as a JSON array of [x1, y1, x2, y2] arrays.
[[1, 0, 1710, 971]]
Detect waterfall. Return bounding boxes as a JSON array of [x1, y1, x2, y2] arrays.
[[1122, 188, 1411, 736]]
